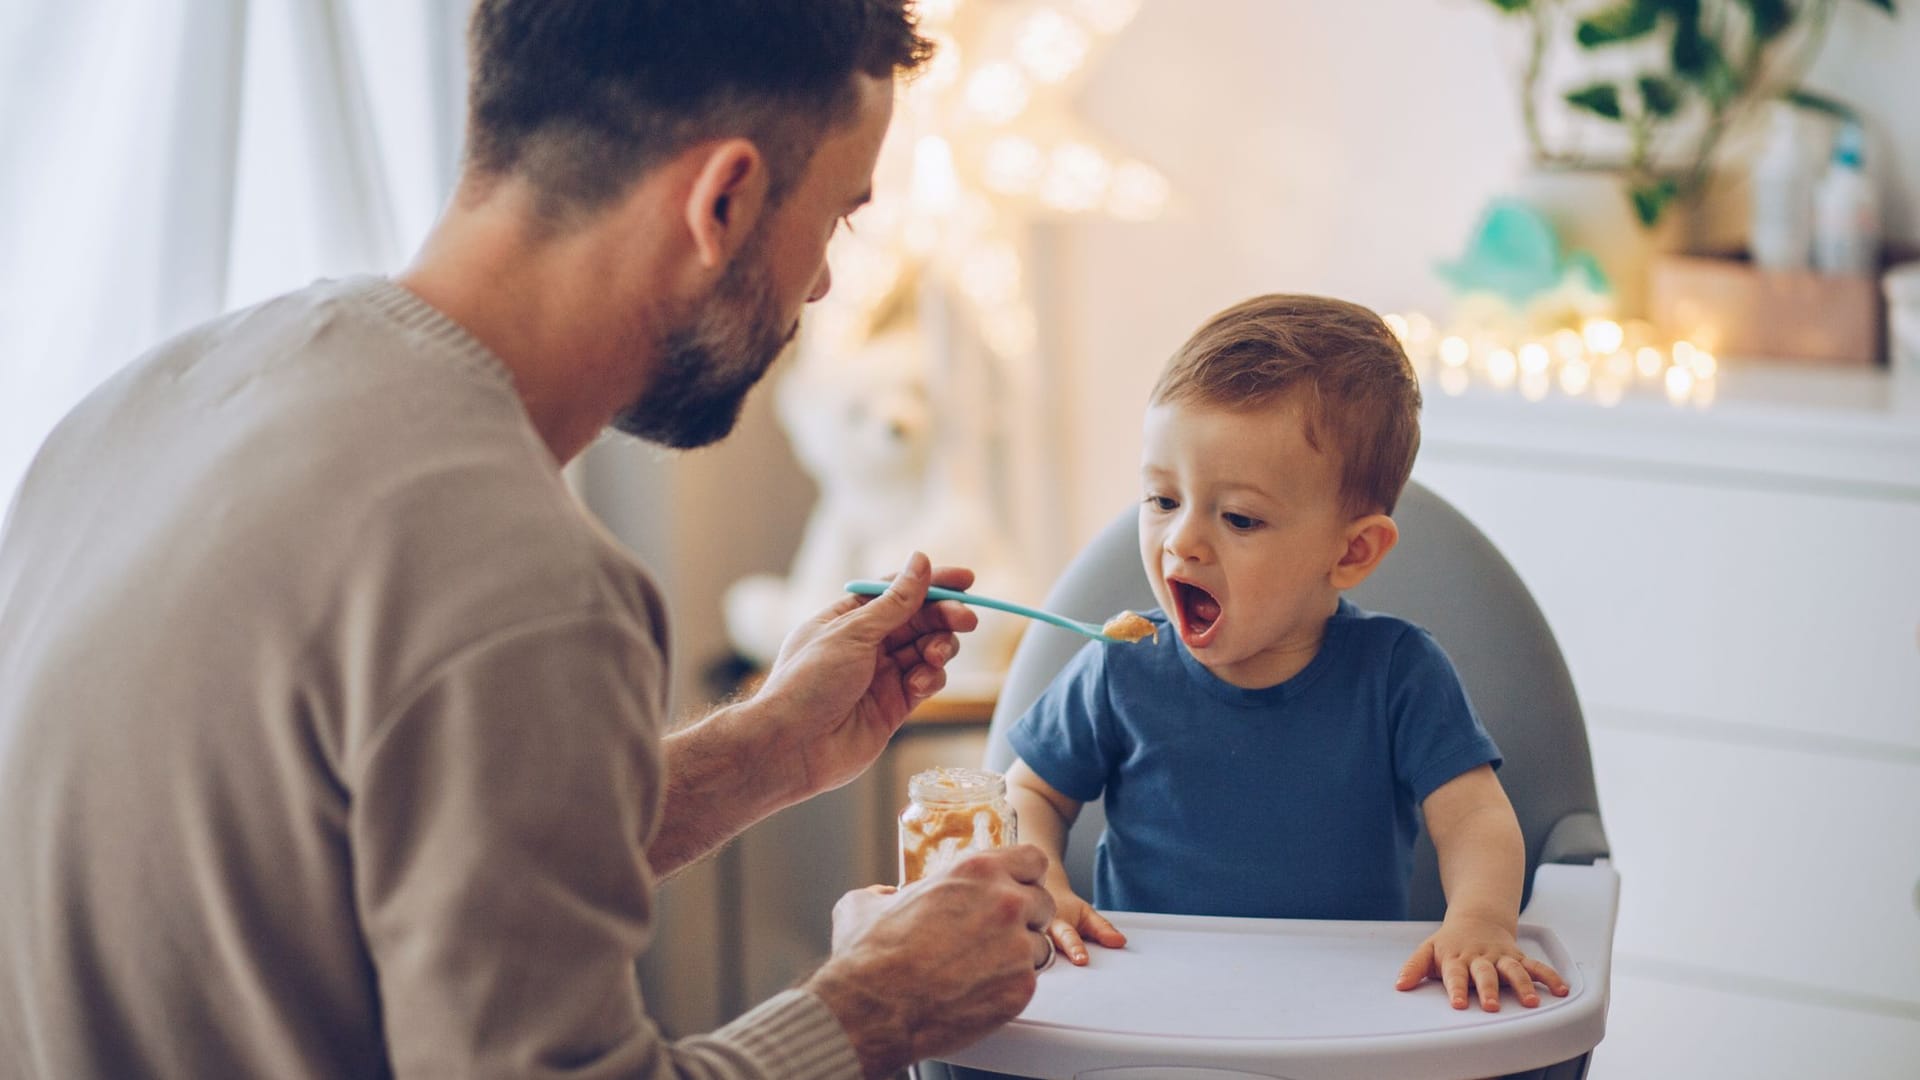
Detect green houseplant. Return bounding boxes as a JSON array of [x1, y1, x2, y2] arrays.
[[1486, 0, 1897, 226]]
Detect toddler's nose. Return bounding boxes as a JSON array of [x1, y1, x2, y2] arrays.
[[1164, 514, 1211, 562]]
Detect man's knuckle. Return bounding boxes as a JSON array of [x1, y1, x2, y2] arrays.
[[993, 892, 1024, 923]]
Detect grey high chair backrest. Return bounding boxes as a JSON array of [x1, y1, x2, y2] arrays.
[[982, 479, 1610, 921]]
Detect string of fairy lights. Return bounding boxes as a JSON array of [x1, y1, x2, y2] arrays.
[[1384, 314, 1723, 409], [806, 0, 1718, 411], [810, 0, 1169, 363]]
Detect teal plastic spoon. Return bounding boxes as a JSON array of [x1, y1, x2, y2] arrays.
[[844, 580, 1156, 644]]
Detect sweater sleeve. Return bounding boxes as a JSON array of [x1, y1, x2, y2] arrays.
[[347, 611, 861, 1080]]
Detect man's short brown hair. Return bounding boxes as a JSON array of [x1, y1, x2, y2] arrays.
[[466, 1, 934, 224], [1150, 294, 1422, 516]]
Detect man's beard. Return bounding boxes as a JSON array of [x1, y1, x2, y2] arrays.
[[611, 234, 797, 450]]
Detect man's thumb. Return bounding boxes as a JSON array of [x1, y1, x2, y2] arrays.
[[851, 551, 931, 635]]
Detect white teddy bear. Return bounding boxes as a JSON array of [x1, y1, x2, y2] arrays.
[[724, 322, 1029, 697]]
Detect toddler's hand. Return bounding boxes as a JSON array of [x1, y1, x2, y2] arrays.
[[1042, 880, 1126, 965], [1394, 913, 1569, 1011]]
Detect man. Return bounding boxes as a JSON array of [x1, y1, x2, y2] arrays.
[[0, 3, 1056, 1077]]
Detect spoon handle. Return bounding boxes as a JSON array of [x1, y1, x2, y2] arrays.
[[843, 580, 1103, 640]]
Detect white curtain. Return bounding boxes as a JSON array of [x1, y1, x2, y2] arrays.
[[0, 0, 468, 507]]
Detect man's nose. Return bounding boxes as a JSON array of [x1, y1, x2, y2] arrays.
[[807, 262, 832, 303]]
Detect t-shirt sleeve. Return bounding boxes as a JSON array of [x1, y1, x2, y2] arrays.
[[1005, 641, 1120, 803], [348, 612, 860, 1080], [1388, 626, 1503, 805]]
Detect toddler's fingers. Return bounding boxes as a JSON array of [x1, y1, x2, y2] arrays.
[[1471, 957, 1501, 1012], [1394, 941, 1434, 991], [1048, 919, 1089, 966], [1082, 909, 1128, 950], [1498, 957, 1540, 1007], [1525, 956, 1571, 996], [1441, 958, 1470, 1010]]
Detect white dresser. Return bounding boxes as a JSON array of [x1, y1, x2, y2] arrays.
[[1412, 366, 1920, 1078]]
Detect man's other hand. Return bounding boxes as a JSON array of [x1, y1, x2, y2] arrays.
[[810, 845, 1056, 1077]]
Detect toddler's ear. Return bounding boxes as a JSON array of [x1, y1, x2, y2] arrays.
[[1329, 513, 1398, 590]]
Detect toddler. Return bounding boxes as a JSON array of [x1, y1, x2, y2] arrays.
[[1006, 294, 1568, 1013]]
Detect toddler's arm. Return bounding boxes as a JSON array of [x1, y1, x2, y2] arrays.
[[1006, 758, 1127, 964], [1395, 765, 1570, 1010]]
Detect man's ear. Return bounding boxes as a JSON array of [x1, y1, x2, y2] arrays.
[[683, 139, 768, 269], [1329, 513, 1399, 590]]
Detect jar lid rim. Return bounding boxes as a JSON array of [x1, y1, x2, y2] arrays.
[[908, 766, 1007, 802]]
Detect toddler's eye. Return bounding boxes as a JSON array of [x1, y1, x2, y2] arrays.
[[1224, 512, 1262, 531], [1143, 495, 1177, 512]]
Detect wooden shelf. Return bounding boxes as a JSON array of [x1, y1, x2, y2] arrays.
[[726, 667, 997, 728], [906, 691, 996, 726]]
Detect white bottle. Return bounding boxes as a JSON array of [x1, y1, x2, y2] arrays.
[[1749, 104, 1812, 272], [1813, 121, 1880, 277]]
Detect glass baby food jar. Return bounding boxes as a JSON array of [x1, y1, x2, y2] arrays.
[[898, 767, 1017, 885]]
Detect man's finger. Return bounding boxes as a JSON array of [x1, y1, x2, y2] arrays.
[[882, 574, 978, 634], [927, 564, 976, 592], [887, 631, 958, 678], [993, 844, 1051, 885], [829, 884, 902, 950], [905, 665, 944, 704], [844, 552, 932, 642]]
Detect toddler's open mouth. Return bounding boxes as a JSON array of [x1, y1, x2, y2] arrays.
[[1171, 579, 1222, 645]]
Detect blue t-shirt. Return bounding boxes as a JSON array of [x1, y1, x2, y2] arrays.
[[1006, 599, 1499, 921]]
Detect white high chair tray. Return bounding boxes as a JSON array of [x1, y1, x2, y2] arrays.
[[944, 866, 1614, 1080]]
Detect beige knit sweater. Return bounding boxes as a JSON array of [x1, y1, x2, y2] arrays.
[[0, 278, 860, 1080]]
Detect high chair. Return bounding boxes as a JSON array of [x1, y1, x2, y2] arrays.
[[927, 481, 1618, 1080]]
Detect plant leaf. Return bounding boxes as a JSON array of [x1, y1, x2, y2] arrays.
[[1566, 83, 1625, 120], [1630, 178, 1681, 227], [1638, 75, 1684, 117], [1853, 0, 1893, 13], [1671, 18, 1711, 76], [1484, 0, 1533, 10], [1697, 42, 1740, 108], [1739, 0, 1794, 39], [1785, 87, 1859, 120], [1577, 0, 1662, 46]]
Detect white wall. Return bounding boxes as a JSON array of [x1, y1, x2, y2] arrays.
[[1047, 0, 1920, 550]]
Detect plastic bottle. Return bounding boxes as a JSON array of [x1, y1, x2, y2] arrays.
[[1812, 121, 1880, 277], [1748, 104, 1812, 272]]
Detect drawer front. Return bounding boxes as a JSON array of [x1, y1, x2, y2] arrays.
[[1597, 971, 1920, 1079], [1591, 719, 1920, 1007], [1415, 459, 1920, 750]]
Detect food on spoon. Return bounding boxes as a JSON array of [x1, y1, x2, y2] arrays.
[[1100, 610, 1157, 643]]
